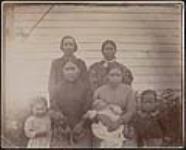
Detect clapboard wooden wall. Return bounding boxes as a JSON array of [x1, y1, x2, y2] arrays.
[[5, 3, 182, 109]]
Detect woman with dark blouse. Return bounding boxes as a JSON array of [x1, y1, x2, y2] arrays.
[[48, 35, 88, 100], [88, 40, 133, 91], [48, 36, 92, 148]]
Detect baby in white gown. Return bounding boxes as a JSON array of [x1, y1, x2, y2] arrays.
[[84, 99, 126, 148]]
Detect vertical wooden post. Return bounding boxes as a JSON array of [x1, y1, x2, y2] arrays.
[[4, 3, 15, 47], [2, 3, 15, 146]]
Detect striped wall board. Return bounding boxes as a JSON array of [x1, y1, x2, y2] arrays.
[[4, 3, 183, 110]]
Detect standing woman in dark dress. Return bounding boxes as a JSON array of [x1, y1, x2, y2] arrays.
[[48, 35, 88, 100], [48, 36, 92, 148]]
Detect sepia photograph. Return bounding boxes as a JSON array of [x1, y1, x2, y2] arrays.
[[1, 1, 184, 148]]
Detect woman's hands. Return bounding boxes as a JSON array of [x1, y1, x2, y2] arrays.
[[72, 121, 86, 142], [49, 110, 66, 122], [73, 121, 84, 136]]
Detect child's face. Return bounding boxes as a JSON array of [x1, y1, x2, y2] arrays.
[[102, 43, 116, 61], [33, 101, 47, 116], [62, 38, 76, 56], [63, 61, 80, 82], [164, 96, 178, 108], [141, 93, 156, 112], [108, 68, 123, 86]]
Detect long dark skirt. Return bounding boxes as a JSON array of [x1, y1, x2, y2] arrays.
[[50, 125, 92, 148]]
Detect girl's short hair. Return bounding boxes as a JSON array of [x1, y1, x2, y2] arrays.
[[140, 90, 157, 102], [31, 96, 48, 109], [101, 40, 117, 53], [60, 35, 78, 52]]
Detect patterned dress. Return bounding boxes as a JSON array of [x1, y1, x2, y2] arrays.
[[88, 60, 133, 91]]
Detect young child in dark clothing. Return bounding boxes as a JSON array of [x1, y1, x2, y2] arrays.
[[132, 90, 164, 147]]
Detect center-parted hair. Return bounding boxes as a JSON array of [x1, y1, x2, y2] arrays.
[[140, 90, 157, 102], [105, 62, 133, 85], [106, 62, 123, 75], [101, 40, 117, 53], [60, 35, 78, 52]]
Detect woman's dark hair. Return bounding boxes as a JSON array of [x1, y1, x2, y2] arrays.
[[101, 40, 117, 53], [105, 62, 124, 83], [60, 35, 78, 52], [141, 90, 157, 102], [122, 66, 133, 85], [106, 62, 123, 75], [105, 62, 134, 85]]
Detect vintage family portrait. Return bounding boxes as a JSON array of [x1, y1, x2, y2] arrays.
[[1, 1, 184, 148]]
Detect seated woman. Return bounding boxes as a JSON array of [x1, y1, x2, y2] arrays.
[[49, 59, 93, 148], [88, 62, 136, 148]]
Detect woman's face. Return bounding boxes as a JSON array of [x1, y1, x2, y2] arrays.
[[63, 61, 80, 82], [107, 68, 123, 86], [141, 93, 156, 112], [62, 38, 76, 56], [102, 43, 116, 61]]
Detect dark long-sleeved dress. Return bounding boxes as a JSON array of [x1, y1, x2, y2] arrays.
[[50, 79, 93, 148], [48, 55, 88, 100], [132, 110, 164, 146], [48, 55, 92, 148]]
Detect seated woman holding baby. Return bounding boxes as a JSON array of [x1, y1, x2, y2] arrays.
[[84, 62, 137, 148]]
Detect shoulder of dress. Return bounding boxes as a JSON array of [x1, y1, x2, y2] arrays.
[[94, 84, 106, 93], [89, 61, 104, 68], [100, 84, 109, 92], [75, 57, 85, 62], [25, 115, 35, 123], [120, 83, 131, 89], [51, 57, 64, 65]]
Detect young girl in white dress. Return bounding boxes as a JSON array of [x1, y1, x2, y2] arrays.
[[24, 96, 51, 148]]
